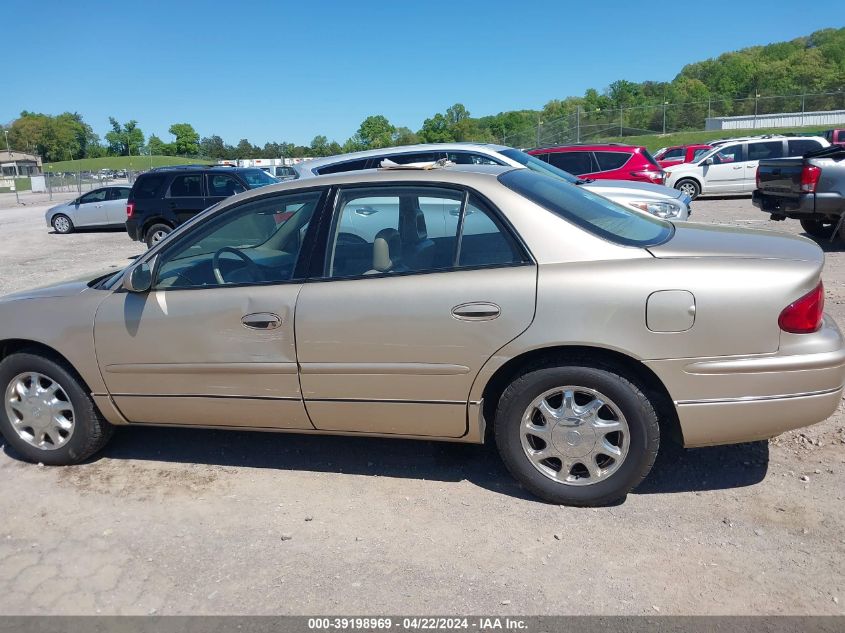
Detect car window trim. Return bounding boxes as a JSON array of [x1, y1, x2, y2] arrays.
[[310, 180, 534, 283], [135, 185, 332, 293]]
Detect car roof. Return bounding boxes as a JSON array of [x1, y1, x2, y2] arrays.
[[528, 143, 644, 153], [222, 163, 515, 204], [297, 142, 511, 172]]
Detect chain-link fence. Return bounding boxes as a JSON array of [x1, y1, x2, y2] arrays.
[[502, 90, 845, 148]]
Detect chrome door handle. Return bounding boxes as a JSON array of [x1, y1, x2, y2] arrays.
[[241, 312, 282, 330], [451, 302, 500, 321]]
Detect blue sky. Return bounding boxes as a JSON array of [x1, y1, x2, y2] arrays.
[[4, 1, 842, 147]]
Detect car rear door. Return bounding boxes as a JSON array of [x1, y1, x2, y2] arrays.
[[166, 173, 207, 224], [294, 183, 537, 438], [104, 187, 131, 225]]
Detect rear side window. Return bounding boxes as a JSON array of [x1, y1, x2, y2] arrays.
[[499, 169, 672, 248], [594, 151, 631, 171], [131, 175, 165, 200], [317, 159, 369, 175], [748, 141, 784, 161], [168, 174, 203, 197], [787, 139, 822, 156], [545, 151, 596, 175]]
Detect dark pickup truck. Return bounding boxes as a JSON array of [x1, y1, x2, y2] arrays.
[[753, 145, 845, 239]]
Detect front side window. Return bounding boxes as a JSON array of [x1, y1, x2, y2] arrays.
[[709, 144, 744, 164], [326, 186, 526, 279], [154, 190, 323, 289], [237, 169, 278, 188], [445, 152, 503, 165], [380, 152, 442, 165], [499, 169, 672, 248], [168, 174, 203, 198], [207, 174, 247, 197], [80, 189, 107, 204], [748, 141, 784, 161]]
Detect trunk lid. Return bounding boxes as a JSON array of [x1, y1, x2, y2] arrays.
[[648, 223, 823, 265]]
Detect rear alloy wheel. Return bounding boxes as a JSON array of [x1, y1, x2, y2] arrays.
[[800, 218, 836, 239], [145, 223, 173, 248], [675, 179, 700, 200], [52, 214, 74, 234], [495, 364, 659, 506], [0, 352, 113, 465]]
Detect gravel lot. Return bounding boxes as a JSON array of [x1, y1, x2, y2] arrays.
[[0, 191, 843, 615]]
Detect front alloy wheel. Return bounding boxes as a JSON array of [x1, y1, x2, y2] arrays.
[[4, 372, 75, 450]]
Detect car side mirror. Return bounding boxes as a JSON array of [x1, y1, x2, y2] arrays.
[[122, 261, 153, 293], [703, 157, 714, 166]]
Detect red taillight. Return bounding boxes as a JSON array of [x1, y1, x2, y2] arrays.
[[800, 165, 821, 193], [779, 282, 824, 334], [631, 170, 665, 183], [126, 202, 134, 218]]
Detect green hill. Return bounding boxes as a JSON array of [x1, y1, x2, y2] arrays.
[[43, 155, 213, 173]]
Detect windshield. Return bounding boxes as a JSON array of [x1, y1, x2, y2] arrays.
[[499, 148, 579, 184], [238, 168, 279, 188], [499, 169, 673, 248]]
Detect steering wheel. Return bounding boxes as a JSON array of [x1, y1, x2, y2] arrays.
[[212, 247, 264, 285]]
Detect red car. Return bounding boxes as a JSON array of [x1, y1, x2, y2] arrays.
[[653, 144, 712, 168], [527, 144, 666, 185], [823, 129, 845, 146]]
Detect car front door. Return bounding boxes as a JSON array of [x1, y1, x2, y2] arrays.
[[104, 187, 131, 225], [295, 183, 537, 438], [93, 187, 328, 429], [701, 143, 746, 193], [74, 188, 109, 226]]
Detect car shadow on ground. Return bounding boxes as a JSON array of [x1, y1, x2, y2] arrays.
[[49, 227, 126, 236], [1, 425, 769, 503]]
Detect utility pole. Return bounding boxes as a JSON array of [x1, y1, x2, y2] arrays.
[[801, 90, 806, 126], [575, 106, 581, 143], [754, 92, 760, 129]]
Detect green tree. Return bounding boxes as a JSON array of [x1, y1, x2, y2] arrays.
[[105, 117, 144, 156], [393, 127, 419, 146], [356, 115, 395, 149], [417, 113, 453, 143], [199, 135, 228, 159], [147, 134, 173, 156], [168, 123, 200, 156]]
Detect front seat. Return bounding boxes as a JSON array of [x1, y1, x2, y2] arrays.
[[366, 228, 404, 274]]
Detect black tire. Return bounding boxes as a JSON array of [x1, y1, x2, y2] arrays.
[[145, 223, 173, 248], [494, 363, 659, 506], [51, 214, 74, 234], [674, 178, 701, 200], [0, 351, 113, 465], [800, 217, 836, 239]]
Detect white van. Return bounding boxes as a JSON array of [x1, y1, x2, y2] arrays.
[[665, 136, 829, 198]]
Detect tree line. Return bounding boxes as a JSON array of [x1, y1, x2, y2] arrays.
[[3, 27, 843, 163]]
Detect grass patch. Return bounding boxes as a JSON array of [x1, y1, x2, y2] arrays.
[[43, 155, 213, 173], [597, 125, 828, 151], [13, 177, 31, 191]]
